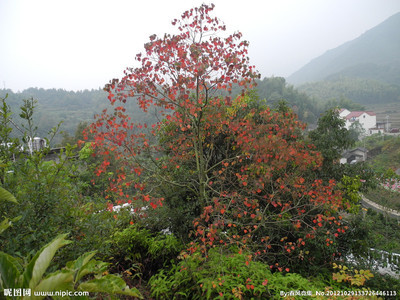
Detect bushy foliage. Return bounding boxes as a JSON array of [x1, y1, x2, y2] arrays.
[[0, 94, 128, 270], [362, 134, 400, 174], [106, 224, 183, 280], [359, 209, 400, 253], [254, 77, 320, 124], [0, 96, 78, 255], [149, 247, 324, 299], [364, 186, 400, 211]]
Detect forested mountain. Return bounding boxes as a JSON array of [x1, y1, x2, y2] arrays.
[[297, 77, 400, 105], [287, 12, 400, 86]]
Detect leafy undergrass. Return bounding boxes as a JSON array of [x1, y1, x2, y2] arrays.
[[364, 186, 400, 211], [362, 208, 400, 253]]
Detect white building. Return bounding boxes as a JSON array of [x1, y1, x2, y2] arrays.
[[339, 109, 376, 135], [27, 137, 47, 153]]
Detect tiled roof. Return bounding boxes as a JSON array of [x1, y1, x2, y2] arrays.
[[345, 111, 376, 120]]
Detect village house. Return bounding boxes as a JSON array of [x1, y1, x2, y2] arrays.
[[339, 109, 377, 135], [340, 147, 368, 164]]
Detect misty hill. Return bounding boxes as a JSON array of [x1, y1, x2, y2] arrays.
[[287, 12, 400, 86]]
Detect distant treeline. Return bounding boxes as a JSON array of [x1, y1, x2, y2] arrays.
[[0, 88, 108, 143], [1, 77, 373, 145], [254, 77, 367, 124]]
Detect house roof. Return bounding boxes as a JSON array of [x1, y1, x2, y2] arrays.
[[345, 111, 376, 120]]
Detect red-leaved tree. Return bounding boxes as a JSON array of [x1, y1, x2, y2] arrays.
[[87, 4, 258, 207], [86, 4, 348, 270]]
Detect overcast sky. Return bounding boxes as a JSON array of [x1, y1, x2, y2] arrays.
[[1, 0, 399, 92]]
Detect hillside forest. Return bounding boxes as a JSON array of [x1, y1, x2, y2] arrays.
[[0, 76, 371, 146], [1, 4, 400, 299]]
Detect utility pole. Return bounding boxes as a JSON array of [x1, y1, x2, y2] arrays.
[[386, 115, 389, 133]]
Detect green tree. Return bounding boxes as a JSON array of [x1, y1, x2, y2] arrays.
[[255, 77, 320, 124], [0, 96, 77, 256], [308, 108, 355, 174], [348, 121, 365, 141]]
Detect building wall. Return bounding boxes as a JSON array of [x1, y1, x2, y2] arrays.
[[358, 113, 376, 132], [344, 113, 376, 134], [339, 109, 351, 118]]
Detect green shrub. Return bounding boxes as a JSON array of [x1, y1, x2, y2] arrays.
[[149, 247, 324, 299], [106, 224, 183, 280]]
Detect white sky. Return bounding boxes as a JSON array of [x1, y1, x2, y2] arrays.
[[1, 0, 399, 92]]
